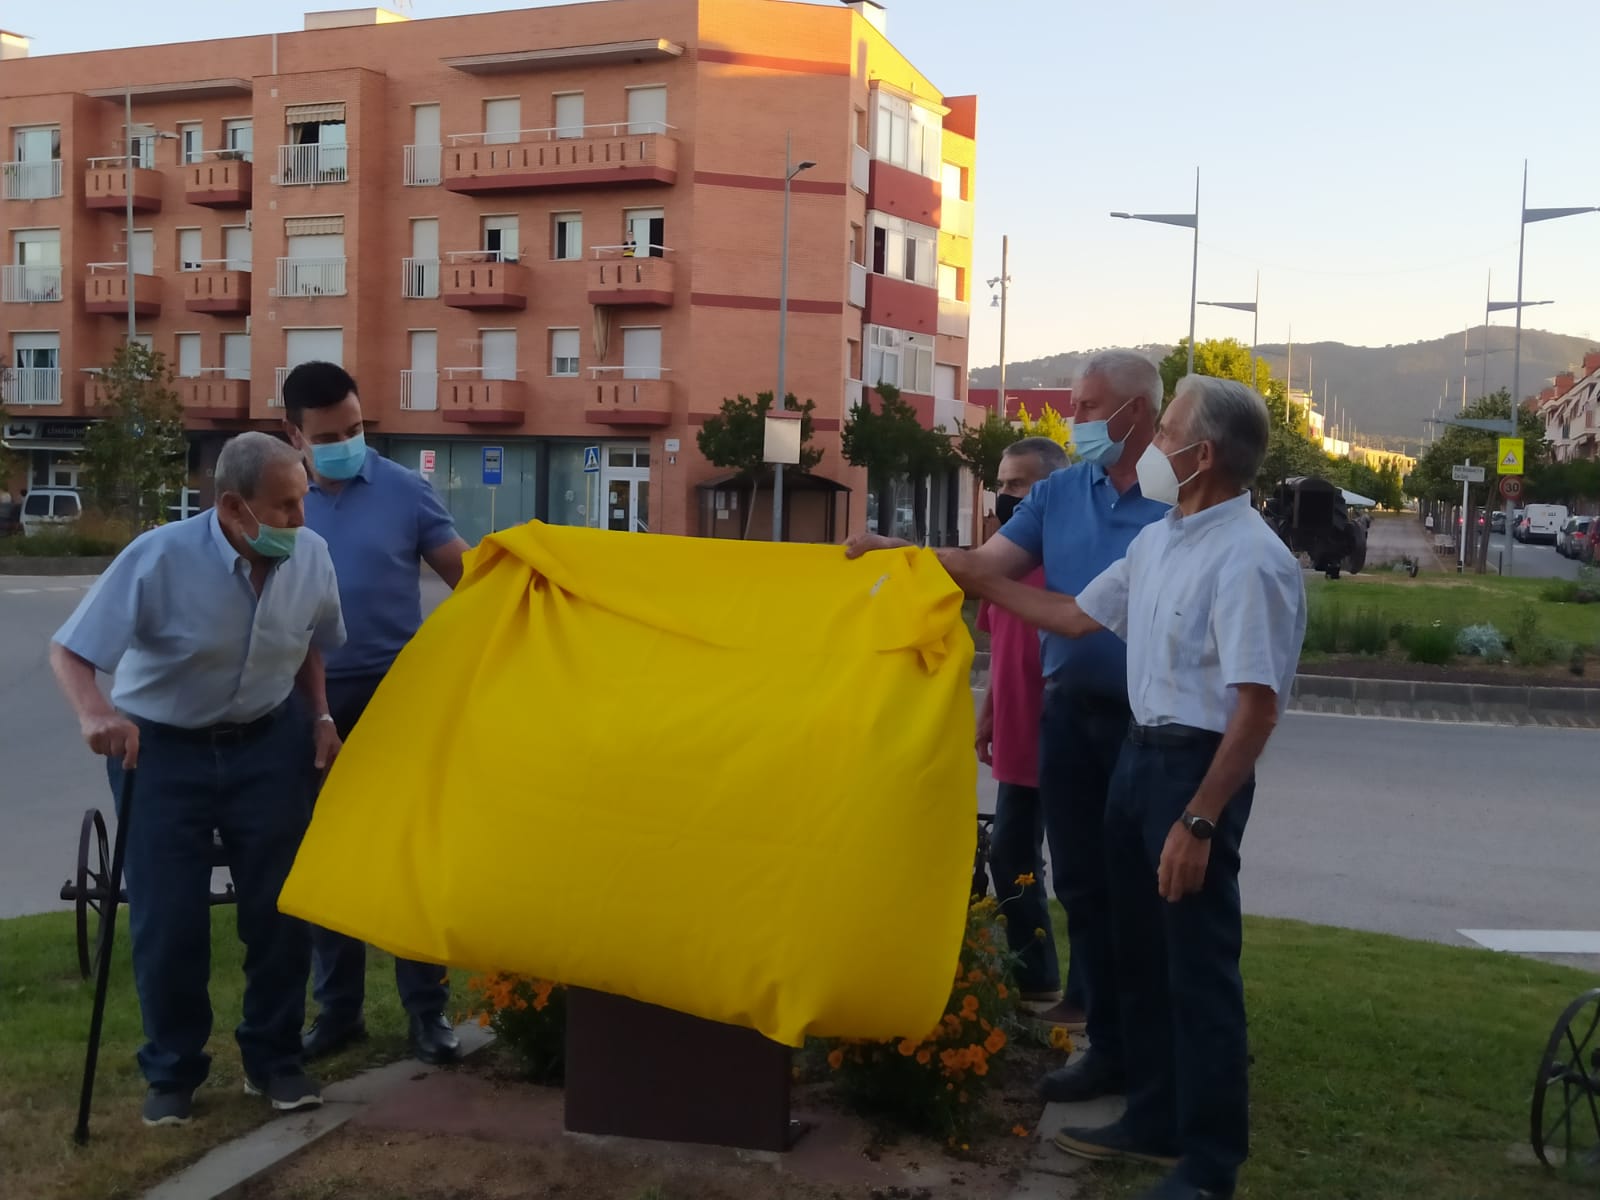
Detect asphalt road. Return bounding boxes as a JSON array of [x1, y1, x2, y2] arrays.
[[4, 576, 1597, 968], [1485, 536, 1587, 580]]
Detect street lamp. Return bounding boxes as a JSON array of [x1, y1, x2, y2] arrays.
[[1198, 270, 1260, 387], [771, 131, 814, 542], [1112, 166, 1200, 375], [122, 88, 177, 343], [987, 235, 1011, 415]]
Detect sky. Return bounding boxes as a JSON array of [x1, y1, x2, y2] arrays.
[[11, 0, 1600, 377]]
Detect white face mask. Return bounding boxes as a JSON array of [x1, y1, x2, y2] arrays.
[[1135, 441, 1203, 506]]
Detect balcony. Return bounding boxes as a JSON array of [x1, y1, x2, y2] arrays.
[[275, 257, 346, 298], [851, 144, 870, 194], [932, 395, 966, 432], [586, 368, 672, 427], [1, 366, 62, 407], [443, 124, 678, 195], [179, 373, 251, 419], [185, 154, 253, 207], [183, 265, 251, 314], [404, 144, 442, 187], [400, 368, 439, 412], [84, 267, 162, 316], [440, 253, 528, 310], [276, 143, 349, 187], [941, 196, 974, 239], [848, 262, 867, 309], [271, 366, 290, 408], [402, 257, 440, 300], [84, 159, 163, 213], [587, 250, 675, 307], [1, 264, 64, 304], [937, 296, 970, 339], [3, 160, 64, 201], [442, 371, 526, 424]]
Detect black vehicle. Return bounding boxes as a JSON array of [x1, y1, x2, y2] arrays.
[[1262, 476, 1368, 580]]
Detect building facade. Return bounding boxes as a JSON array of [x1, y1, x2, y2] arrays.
[[1539, 351, 1600, 464], [0, 0, 979, 544]]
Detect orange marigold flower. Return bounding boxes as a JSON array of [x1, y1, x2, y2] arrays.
[[1013, 872, 1035, 887], [1049, 1026, 1074, 1052], [1012, 1124, 1031, 1138], [997, 984, 1009, 1000], [972, 1058, 989, 1077], [985, 1029, 1007, 1054], [827, 1049, 844, 1070], [916, 1048, 932, 1065], [898, 1038, 918, 1057], [961, 995, 980, 1018], [967, 969, 984, 983]]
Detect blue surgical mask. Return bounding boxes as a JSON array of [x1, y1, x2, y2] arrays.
[[311, 432, 367, 481], [242, 502, 298, 559], [1070, 397, 1136, 467]]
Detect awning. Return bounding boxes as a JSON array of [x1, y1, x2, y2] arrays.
[[285, 102, 345, 125], [284, 215, 345, 236], [1341, 490, 1377, 508]]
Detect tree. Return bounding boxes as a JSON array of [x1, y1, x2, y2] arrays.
[[954, 410, 1024, 491], [696, 390, 822, 539], [1157, 337, 1275, 400], [1404, 389, 1547, 504], [80, 341, 188, 531], [842, 384, 954, 540], [1017, 402, 1074, 452]]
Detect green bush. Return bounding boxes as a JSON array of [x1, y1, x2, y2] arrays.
[[1400, 622, 1458, 665], [1304, 603, 1388, 656], [1540, 580, 1580, 604], [1510, 610, 1559, 668], [0, 511, 132, 558]]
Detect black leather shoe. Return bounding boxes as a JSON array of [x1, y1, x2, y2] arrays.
[[1040, 1051, 1125, 1102], [410, 1011, 462, 1065], [301, 1016, 366, 1062]]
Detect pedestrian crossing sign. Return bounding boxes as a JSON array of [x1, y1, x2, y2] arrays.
[[583, 445, 601, 473], [1497, 437, 1524, 475]]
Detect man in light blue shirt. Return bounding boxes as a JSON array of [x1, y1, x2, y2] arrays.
[[283, 362, 469, 1066], [50, 432, 345, 1129]]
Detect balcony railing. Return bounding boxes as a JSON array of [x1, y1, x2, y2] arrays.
[[3, 160, 63, 201], [84, 159, 163, 212], [402, 257, 440, 299], [440, 253, 529, 309], [933, 396, 966, 432], [941, 196, 974, 239], [851, 144, 870, 194], [442, 369, 527, 423], [443, 123, 678, 194], [587, 248, 676, 307], [587, 375, 673, 427], [271, 366, 291, 407], [849, 262, 867, 309], [182, 263, 251, 313], [589, 365, 669, 382], [400, 368, 439, 411], [1, 264, 63, 303], [179, 372, 250, 418], [2, 366, 63, 406], [276, 257, 346, 297], [276, 143, 349, 186], [937, 296, 970, 339], [84, 268, 162, 316], [404, 144, 442, 187], [185, 154, 254, 207]]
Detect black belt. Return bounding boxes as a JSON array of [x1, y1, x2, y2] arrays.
[[1127, 721, 1222, 748], [137, 702, 289, 745]]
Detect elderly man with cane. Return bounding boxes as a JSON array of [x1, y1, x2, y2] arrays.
[[50, 431, 345, 1128], [941, 376, 1306, 1199]]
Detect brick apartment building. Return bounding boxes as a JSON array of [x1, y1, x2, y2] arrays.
[[1538, 350, 1600, 465], [0, 0, 980, 544]]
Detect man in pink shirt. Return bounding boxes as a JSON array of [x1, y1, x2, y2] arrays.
[[976, 438, 1083, 1028]]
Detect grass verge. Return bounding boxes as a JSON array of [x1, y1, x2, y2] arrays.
[[0, 908, 464, 1200], [1307, 574, 1600, 649]]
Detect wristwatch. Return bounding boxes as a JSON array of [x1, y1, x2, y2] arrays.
[[315, 714, 336, 727], [1180, 810, 1216, 841]]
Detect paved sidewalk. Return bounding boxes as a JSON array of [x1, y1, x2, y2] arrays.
[[1365, 514, 1446, 572]]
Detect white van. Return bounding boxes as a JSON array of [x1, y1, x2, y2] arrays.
[[1521, 503, 1568, 546], [20, 488, 82, 536]]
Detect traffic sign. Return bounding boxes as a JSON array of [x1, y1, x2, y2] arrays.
[[1497, 437, 1525, 474], [582, 445, 601, 474], [1500, 475, 1523, 500], [481, 446, 503, 487], [1451, 464, 1486, 483], [419, 449, 436, 476]]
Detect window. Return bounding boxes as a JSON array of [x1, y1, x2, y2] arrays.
[[552, 212, 582, 261], [7, 229, 61, 302], [623, 208, 665, 258], [938, 263, 959, 302], [5, 127, 61, 200], [481, 329, 517, 380], [130, 230, 154, 276], [224, 119, 253, 160], [179, 123, 204, 165], [178, 228, 203, 271], [872, 91, 941, 179], [626, 86, 667, 135], [283, 229, 346, 296], [222, 332, 250, 380], [482, 215, 519, 262], [285, 108, 346, 183], [175, 333, 201, 378], [554, 92, 584, 139], [127, 128, 158, 169], [550, 328, 580, 377], [223, 225, 252, 271], [867, 213, 935, 287], [9, 332, 60, 405], [866, 325, 932, 393], [285, 328, 343, 370], [484, 98, 521, 146]]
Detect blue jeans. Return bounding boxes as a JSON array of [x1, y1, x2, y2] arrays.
[[310, 674, 449, 1025], [1038, 683, 1130, 1065], [109, 704, 316, 1091], [1106, 728, 1252, 1193], [990, 782, 1079, 1001]]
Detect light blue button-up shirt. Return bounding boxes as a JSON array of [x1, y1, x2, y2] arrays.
[[1077, 493, 1307, 732], [53, 510, 346, 728]]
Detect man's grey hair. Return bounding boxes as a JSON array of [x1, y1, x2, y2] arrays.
[[1076, 349, 1162, 413], [214, 432, 301, 500], [1003, 436, 1069, 474], [1174, 375, 1271, 487]]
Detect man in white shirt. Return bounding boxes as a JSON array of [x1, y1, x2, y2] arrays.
[[942, 376, 1306, 1200]]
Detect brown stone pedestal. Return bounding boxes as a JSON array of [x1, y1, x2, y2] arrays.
[[563, 988, 793, 1152]]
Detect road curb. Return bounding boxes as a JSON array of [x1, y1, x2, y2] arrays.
[[1291, 674, 1600, 725], [0, 555, 112, 576]]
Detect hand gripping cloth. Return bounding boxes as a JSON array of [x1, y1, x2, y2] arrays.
[[280, 522, 976, 1047]]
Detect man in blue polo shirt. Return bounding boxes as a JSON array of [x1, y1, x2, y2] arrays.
[[848, 348, 1168, 1101], [283, 361, 471, 1066]]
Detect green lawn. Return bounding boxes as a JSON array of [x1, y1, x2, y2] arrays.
[[1308, 573, 1600, 650], [0, 908, 466, 1200], [1040, 903, 1600, 1199]]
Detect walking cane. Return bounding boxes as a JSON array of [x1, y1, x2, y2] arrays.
[[74, 767, 135, 1145]]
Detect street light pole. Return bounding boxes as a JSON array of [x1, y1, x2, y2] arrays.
[[1110, 166, 1200, 376], [1198, 269, 1260, 388], [771, 132, 814, 542], [987, 236, 1011, 416], [124, 88, 135, 343]]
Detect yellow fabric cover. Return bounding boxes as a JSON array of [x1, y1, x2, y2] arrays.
[[280, 522, 976, 1048]]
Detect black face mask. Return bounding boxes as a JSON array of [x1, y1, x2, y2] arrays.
[[995, 493, 1021, 525]]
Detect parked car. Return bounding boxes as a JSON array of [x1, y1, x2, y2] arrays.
[[1491, 510, 1507, 533], [1556, 514, 1592, 558], [1523, 503, 1568, 546], [1571, 518, 1599, 564], [19, 488, 82, 536]]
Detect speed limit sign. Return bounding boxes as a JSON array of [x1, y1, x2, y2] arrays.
[[1500, 475, 1523, 501]]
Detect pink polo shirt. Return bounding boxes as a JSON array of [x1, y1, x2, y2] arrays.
[[976, 568, 1047, 788]]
